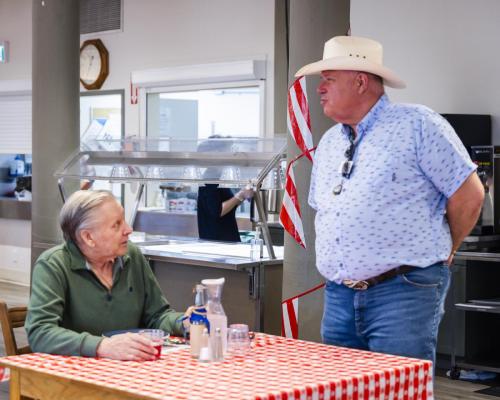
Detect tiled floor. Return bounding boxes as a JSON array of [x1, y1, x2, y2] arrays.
[[0, 281, 498, 400]]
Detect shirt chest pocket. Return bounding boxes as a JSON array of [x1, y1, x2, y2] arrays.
[[315, 159, 343, 205], [354, 150, 394, 193], [361, 152, 420, 208]]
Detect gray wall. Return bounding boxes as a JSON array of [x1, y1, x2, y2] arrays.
[[283, 0, 350, 342]]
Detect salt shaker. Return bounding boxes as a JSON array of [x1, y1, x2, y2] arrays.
[[198, 327, 211, 362]]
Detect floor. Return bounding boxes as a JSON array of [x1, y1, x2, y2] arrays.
[[0, 280, 498, 400]]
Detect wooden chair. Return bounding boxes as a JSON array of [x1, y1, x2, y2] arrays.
[[0, 301, 31, 356], [0, 302, 33, 399]]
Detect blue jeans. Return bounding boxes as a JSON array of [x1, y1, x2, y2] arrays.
[[321, 262, 451, 365]]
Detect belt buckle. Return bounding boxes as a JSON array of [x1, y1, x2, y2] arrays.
[[343, 279, 369, 291]]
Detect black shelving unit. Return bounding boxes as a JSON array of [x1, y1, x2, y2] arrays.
[[450, 252, 500, 379]]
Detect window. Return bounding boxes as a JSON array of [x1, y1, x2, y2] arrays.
[[144, 82, 263, 210], [80, 90, 123, 143], [80, 90, 124, 201], [146, 84, 262, 139], [0, 94, 31, 154]]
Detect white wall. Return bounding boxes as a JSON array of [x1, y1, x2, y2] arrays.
[[0, 0, 32, 79], [351, 0, 500, 142]]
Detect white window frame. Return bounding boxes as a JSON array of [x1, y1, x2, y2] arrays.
[[139, 80, 265, 139], [131, 59, 267, 139]]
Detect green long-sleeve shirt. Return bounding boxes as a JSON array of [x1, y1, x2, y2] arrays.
[[26, 240, 183, 357]]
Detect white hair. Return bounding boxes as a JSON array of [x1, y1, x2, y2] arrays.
[[59, 190, 116, 243]]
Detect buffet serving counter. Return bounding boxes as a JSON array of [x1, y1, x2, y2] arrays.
[[130, 232, 283, 269], [129, 232, 284, 335]]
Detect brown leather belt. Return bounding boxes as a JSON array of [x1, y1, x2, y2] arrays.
[[342, 265, 417, 290]]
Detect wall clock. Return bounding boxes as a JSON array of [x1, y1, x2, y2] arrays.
[[80, 39, 109, 90]]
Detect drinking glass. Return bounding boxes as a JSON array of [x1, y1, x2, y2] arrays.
[[227, 324, 252, 356], [139, 329, 168, 360]]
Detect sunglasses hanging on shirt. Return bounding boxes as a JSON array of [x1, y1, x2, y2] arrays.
[[333, 127, 356, 196]]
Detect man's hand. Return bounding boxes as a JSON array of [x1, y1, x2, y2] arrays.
[[96, 333, 158, 361], [446, 250, 457, 266]]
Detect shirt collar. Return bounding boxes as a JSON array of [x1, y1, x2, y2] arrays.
[[65, 240, 130, 271], [85, 257, 124, 272], [342, 94, 390, 142]]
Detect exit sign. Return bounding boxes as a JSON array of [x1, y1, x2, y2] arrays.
[[0, 41, 9, 63]]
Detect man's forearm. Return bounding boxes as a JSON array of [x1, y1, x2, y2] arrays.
[[446, 172, 485, 257], [221, 196, 242, 217], [446, 201, 482, 253]]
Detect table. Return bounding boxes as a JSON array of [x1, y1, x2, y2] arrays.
[[0, 334, 433, 400]]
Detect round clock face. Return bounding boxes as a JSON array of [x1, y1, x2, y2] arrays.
[[80, 44, 102, 85], [79, 39, 109, 90]]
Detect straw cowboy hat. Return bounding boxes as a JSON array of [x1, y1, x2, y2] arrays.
[[295, 36, 406, 89]]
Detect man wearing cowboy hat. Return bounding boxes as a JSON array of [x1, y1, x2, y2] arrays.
[[300, 35, 484, 364]]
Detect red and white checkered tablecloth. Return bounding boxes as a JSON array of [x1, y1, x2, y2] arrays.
[[0, 333, 433, 400]]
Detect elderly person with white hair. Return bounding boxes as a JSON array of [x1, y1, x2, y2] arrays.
[[26, 190, 189, 361]]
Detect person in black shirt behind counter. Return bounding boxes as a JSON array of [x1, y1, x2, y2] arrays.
[[196, 136, 254, 242], [197, 183, 253, 242]]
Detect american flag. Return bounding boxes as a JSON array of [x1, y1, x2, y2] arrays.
[[287, 77, 314, 162], [280, 76, 320, 338], [280, 76, 315, 248], [0, 367, 9, 382], [282, 283, 325, 339], [280, 161, 307, 248]]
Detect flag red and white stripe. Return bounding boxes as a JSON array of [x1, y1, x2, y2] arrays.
[[280, 76, 315, 247], [287, 77, 313, 162], [281, 283, 326, 339], [279, 163, 306, 248], [0, 367, 9, 382], [282, 297, 299, 339]]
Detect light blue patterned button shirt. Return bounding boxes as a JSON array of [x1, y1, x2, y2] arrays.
[[309, 94, 476, 283]]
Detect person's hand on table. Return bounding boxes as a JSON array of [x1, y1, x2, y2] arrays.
[[97, 333, 158, 361]]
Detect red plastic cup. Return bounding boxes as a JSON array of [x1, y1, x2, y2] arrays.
[[139, 329, 166, 360]]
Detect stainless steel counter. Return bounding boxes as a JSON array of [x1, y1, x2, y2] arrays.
[[0, 197, 31, 220], [130, 232, 284, 270], [128, 232, 284, 334]]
